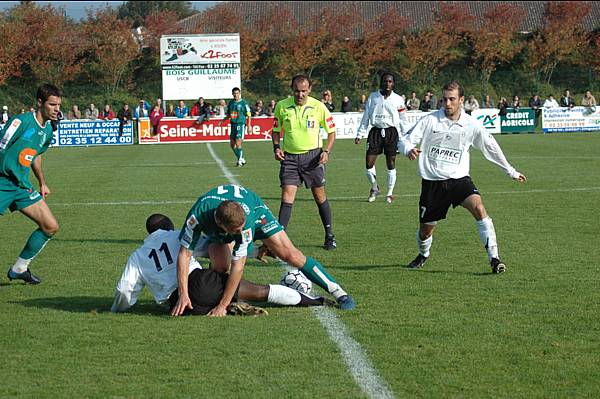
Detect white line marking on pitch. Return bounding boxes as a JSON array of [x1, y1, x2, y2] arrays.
[[51, 186, 600, 207], [206, 143, 396, 399]]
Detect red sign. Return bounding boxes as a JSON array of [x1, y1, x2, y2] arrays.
[[138, 117, 275, 145]]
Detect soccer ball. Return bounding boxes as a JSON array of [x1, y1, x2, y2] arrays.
[[280, 269, 312, 294]]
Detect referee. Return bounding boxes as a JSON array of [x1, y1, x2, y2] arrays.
[[271, 74, 337, 250]]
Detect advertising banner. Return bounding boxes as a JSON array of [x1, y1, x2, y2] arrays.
[[53, 119, 134, 147], [501, 108, 536, 133], [160, 34, 241, 101], [472, 108, 501, 134], [542, 106, 600, 133], [138, 117, 274, 144]]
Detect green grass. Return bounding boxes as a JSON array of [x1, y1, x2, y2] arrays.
[[1, 133, 599, 398]]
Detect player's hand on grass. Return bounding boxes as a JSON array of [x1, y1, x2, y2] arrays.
[[208, 304, 228, 317], [171, 294, 192, 316]]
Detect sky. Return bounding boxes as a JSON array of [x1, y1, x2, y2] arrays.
[[0, 1, 220, 20]]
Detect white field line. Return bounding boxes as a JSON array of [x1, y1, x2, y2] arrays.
[[51, 186, 600, 207], [206, 143, 396, 399]]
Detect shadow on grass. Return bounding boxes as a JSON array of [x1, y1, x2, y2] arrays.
[[337, 264, 492, 275], [16, 296, 168, 315]]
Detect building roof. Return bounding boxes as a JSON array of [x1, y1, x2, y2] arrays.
[[178, 1, 600, 34]]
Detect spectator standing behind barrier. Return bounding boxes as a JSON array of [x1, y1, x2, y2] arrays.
[[512, 95, 521, 111], [426, 90, 438, 109], [481, 95, 495, 109], [341, 96, 352, 112], [498, 97, 509, 116], [543, 94, 559, 108], [84, 103, 99, 120], [67, 104, 81, 119], [581, 90, 596, 107], [134, 100, 150, 120], [407, 91, 420, 111], [150, 104, 164, 136], [166, 103, 176, 116], [559, 90, 576, 108], [175, 100, 189, 118], [265, 99, 276, 116], [252, 100, 265, 117], [358, 94, 367, 112], [190, 97, 210, 122], [322, 90, 335, 112], [464, 95, 479, 115], [99, 104, 115, 120], [215, 99, 227, 117], [528, 94, 542, 119], [117, 103, 132, 136], [420, 94, 433, 112]]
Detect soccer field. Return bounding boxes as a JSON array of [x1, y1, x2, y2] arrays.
[[1, 133, 599, 398]]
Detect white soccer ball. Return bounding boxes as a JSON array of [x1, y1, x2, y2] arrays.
[[280, 269, 312, 294]]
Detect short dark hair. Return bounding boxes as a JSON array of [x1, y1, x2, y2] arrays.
[[215, 201, 245, 230], [232, 87, 241, 93], [37, 84, 61, 104], [291, 74, 311, 89], [380, 72, 395, 85], [146, 214, 174, 234], [442, 81, 464, 98]]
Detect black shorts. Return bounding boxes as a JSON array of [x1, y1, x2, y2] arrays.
[[168, 269, 239, 316], [419, 177, 480, 223], [366, 127, 399, 156], [279, 148, 326, 188]]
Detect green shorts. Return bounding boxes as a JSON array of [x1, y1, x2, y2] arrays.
[[0, 176, 43, 215], [230, 123, 246, 141]]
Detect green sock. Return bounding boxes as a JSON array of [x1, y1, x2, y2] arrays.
[[300, 257, 343, 296], [238, 148, 244, 159], [19, 228, 53, 260], [233, 147, 241, 160]]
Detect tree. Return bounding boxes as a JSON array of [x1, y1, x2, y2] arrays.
[[118, 1, 195, 28], [81, 9, 139, 96], [526, 1, 592, 85], [400, 2, 475, 86], [0, 2, 83, 86], [470, 3, 526, 94]]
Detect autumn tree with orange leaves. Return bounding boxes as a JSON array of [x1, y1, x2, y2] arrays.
[[526, 1, 592, 85], [470, 3, 526, 94], [400, 2, 475, 86], [81, 9, 139, 96]]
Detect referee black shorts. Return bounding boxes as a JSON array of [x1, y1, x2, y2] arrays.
[[279, 148, 326, 189], [419, 177, 480, 223], [366, 127, 399, 156], [168, 269, 240, 316]]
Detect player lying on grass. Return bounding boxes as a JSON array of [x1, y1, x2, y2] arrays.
[[171, 184, 356, 317], [111, 214, 331, 316]]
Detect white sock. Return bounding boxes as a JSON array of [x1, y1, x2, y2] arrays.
[[366, 167, 377, 189], [11, 257, 31, 274], [267, 284, 301, 305], [477, 217, 498, 261], [417, 230, 432, 258], [387, 169, 396, 196]]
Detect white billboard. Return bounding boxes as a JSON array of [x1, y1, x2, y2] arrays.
[[160, 34, 241, 101]]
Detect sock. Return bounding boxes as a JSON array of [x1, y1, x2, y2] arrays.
[[267, 285, 324, 306], [300, 257, 346, 299], [238, 147, 244, 160], [278, 202, 293, 230], [11, 257, 32, 274], [477, 217, 498, 261], [316, 200, 333, 237], [233, 147, 241, 160], [366, 167, 377, 189], [18, 228, 53, 262], [417, 229, 432, 258], [267, 284, 301, 305], [387, 169, 397, 196]]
